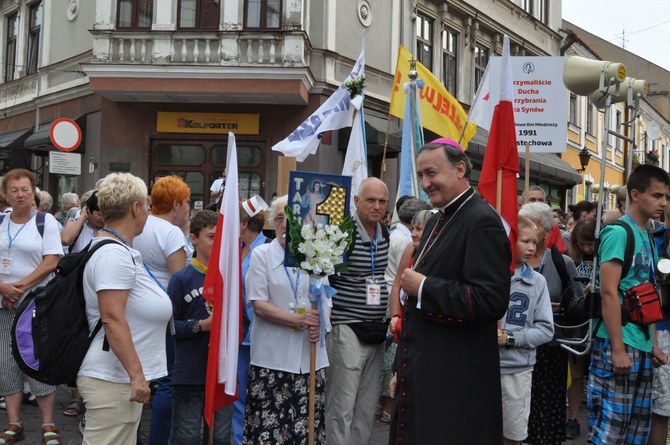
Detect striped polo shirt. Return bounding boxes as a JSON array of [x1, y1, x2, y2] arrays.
[[330, 211, 389, 325]]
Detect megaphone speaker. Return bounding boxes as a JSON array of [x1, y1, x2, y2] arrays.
[[590, 77, 648, 109], [563, 55, 627, 96]]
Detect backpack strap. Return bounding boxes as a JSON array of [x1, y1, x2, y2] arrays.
[[0, 212, 45, 237], [606, 220, 635, 278], [35, 211, 45, 238], [83, 239, 135, 352], [345, 220, 390, 259], [551, 244, 571, 294]]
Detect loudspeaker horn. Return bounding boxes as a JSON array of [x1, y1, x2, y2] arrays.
[[563, 55, 627, 96], [590, 77, 648, 109]]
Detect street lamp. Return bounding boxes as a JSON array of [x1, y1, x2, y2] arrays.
[[577, 147, 592, 173]]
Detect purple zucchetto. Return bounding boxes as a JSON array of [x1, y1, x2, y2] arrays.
[[429, 137, 464, 152]]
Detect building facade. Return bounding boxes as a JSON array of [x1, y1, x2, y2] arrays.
[[0, 0, 585, 210]]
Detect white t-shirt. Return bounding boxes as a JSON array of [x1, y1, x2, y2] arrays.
[[210, 178, 225, 203], [70, 221, 96, 254], [246, 239, 330, 374], [384, 225, 412, 288], [79, 238, 172, 383], [0, 212, 63, 306], [132, 215, 186, 289]]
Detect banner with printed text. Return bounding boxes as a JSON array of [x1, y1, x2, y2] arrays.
[[485, 56, 567, 153], [390, 46, 476, 146]]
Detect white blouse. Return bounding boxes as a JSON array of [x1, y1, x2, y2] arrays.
[[246, 239, 330, 374]]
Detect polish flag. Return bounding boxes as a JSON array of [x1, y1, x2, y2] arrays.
[[203, 132, 242, 427], [477, 35, 520, 274]]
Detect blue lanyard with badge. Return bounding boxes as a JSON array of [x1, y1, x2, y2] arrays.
[[1, 209, 35, 275], [366, 232, 383, 305]]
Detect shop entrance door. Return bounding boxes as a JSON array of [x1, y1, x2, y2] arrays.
[[149, 136, 265, 209]]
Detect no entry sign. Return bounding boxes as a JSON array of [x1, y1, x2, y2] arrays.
[[50, 118, 82, 152]]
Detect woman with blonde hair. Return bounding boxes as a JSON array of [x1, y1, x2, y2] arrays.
[[77, 173, 172, 444]]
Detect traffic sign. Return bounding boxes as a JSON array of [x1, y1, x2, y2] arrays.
[[50, 118, 82, 152]]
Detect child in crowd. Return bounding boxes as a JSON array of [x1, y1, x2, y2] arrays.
[[168, 210, 232, 445], [498, 216, 555, 445], [565, 216, 598, 439]]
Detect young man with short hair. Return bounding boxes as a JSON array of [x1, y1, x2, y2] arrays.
[[589, 164, 670, 445]]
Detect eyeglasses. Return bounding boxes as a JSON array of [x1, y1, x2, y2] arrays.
[[274, 215, 286, 224]]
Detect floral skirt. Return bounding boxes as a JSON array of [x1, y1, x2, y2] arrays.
[[243, 365, 326, 445]]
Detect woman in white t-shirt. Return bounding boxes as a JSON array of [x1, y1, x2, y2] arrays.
[[132, 175, 190, 445], [0, 169, 63, 445], [77, 173, 172, 445]]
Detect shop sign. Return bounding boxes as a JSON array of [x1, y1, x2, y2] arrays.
[[157, 112, 260, 135]]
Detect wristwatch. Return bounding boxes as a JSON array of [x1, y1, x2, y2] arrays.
[[506, 332, 515, 348], [190, 320, 202, 334]]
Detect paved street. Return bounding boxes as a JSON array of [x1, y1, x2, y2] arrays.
[[10, 384, 593, 444]]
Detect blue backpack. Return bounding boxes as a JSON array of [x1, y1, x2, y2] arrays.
[[11, 239, 116, 385]]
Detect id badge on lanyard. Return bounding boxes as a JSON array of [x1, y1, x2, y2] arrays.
[[366, 277, 382, 305], [366, 233, 382, 305], [0, 249, 14, 275]]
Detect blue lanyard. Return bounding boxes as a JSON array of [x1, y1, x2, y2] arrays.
[[283, 266, 301, 301], [102, 226, 130, 247], [370, 233, 378, 277], [625, 214, 656, 281], [7, 209, 35, 250], [143, 263, 167, 293], [537, 248, 548, 274], [102, 225, 168, 290]]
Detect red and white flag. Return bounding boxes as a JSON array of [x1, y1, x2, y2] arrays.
[[468, 64, 492, 131], [477, 35, 520, 274], [203, 132, 242, 427]]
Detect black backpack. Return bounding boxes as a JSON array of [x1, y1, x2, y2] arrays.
[[563, 220, 636, 325], [11, 239, 119, 385]]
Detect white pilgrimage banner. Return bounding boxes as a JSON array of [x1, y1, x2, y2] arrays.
[[486, 56, 567, 153]]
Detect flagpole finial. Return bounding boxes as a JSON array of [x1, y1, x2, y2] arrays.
[[408, 58, 418, 81]]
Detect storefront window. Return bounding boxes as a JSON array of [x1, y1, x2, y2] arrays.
[[151, 139, 265, 208], [155, 144, 205, 166], [212, 145, 263, 168]]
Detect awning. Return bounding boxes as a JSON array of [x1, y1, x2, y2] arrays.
[[467, 132, 581, 186], [0, 128, 32, 149], [23, 115, 87, 153]]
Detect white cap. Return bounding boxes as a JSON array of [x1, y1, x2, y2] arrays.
[[242, 195, 268, 217]]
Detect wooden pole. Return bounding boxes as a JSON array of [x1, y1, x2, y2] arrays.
[[308, 305, 317, 445], [496, 169, 502, 213], [380, 112, 393, 180], [277, 156, 297, 196], [524, 142, 530, 203], [208, 419, 214, 445], [457, 118, 470, 145]]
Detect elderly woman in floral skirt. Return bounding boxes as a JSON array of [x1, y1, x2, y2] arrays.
[[243, 195, 329, 444]]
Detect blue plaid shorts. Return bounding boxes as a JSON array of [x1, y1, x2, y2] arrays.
[[587, 337, 653, 445]]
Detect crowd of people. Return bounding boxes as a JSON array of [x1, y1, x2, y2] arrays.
[[1, 138, 670, 445]]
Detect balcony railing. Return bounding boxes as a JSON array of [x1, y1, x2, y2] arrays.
[[90, 30, 310, 67]]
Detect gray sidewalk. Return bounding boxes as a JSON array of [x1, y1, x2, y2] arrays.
[[10, 384, 591, 444]]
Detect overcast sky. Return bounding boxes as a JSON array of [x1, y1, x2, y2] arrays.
[[562, 1, 670, 71]]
